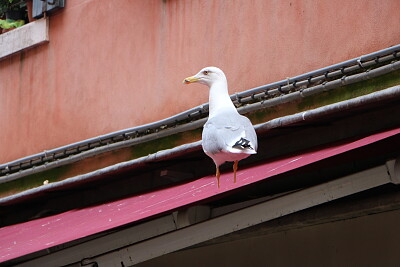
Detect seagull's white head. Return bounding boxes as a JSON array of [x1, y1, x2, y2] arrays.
[[183, 66, 227, 87]]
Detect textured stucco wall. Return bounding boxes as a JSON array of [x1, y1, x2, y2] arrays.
[[1, 0, 399, 163]]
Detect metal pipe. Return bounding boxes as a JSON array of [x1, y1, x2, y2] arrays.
[[256, 85, 400, 132]]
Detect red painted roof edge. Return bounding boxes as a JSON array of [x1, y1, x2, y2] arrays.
[[0, 127, 399, 263]]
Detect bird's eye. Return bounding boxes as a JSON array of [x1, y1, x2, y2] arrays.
[[203, 70, 209, 75]]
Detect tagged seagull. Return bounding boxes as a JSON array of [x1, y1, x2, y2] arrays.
[[183, 67, 258, 188]]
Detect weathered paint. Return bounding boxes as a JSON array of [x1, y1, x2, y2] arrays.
[[296, 70, 400, 112], [1, 0, 400, 163], [130, 128, 202, 159], [0, 127, 399, 263], [0, 165, 69, 198], [0, 18, 48, 59]]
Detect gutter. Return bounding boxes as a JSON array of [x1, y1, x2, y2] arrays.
[[1, 85, 399, 206]]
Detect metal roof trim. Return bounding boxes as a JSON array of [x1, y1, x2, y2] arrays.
[[1, 85, 400, 205], [0, 127, 399, 264]]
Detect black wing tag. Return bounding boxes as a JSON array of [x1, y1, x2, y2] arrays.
[[232, 137, 253, 150]]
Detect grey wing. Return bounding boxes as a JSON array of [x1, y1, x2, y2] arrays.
[[241, 115, 258, 151], [202, 120, 225, 155], [202, 113, 257, 154], [233, 114, 257, 151]]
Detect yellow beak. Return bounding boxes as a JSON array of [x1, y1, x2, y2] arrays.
[[183, 75, 200, 84]]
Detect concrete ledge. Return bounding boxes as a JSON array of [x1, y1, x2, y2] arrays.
[[0, 18, 48, 60]]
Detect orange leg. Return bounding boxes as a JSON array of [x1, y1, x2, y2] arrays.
[[233, 160, 238, 183], [216, 166, 220, 188]]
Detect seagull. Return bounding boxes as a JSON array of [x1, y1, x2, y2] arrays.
[[183, 67, 258, 187]]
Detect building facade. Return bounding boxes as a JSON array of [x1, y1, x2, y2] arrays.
[[1, 1, 400, 266]]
